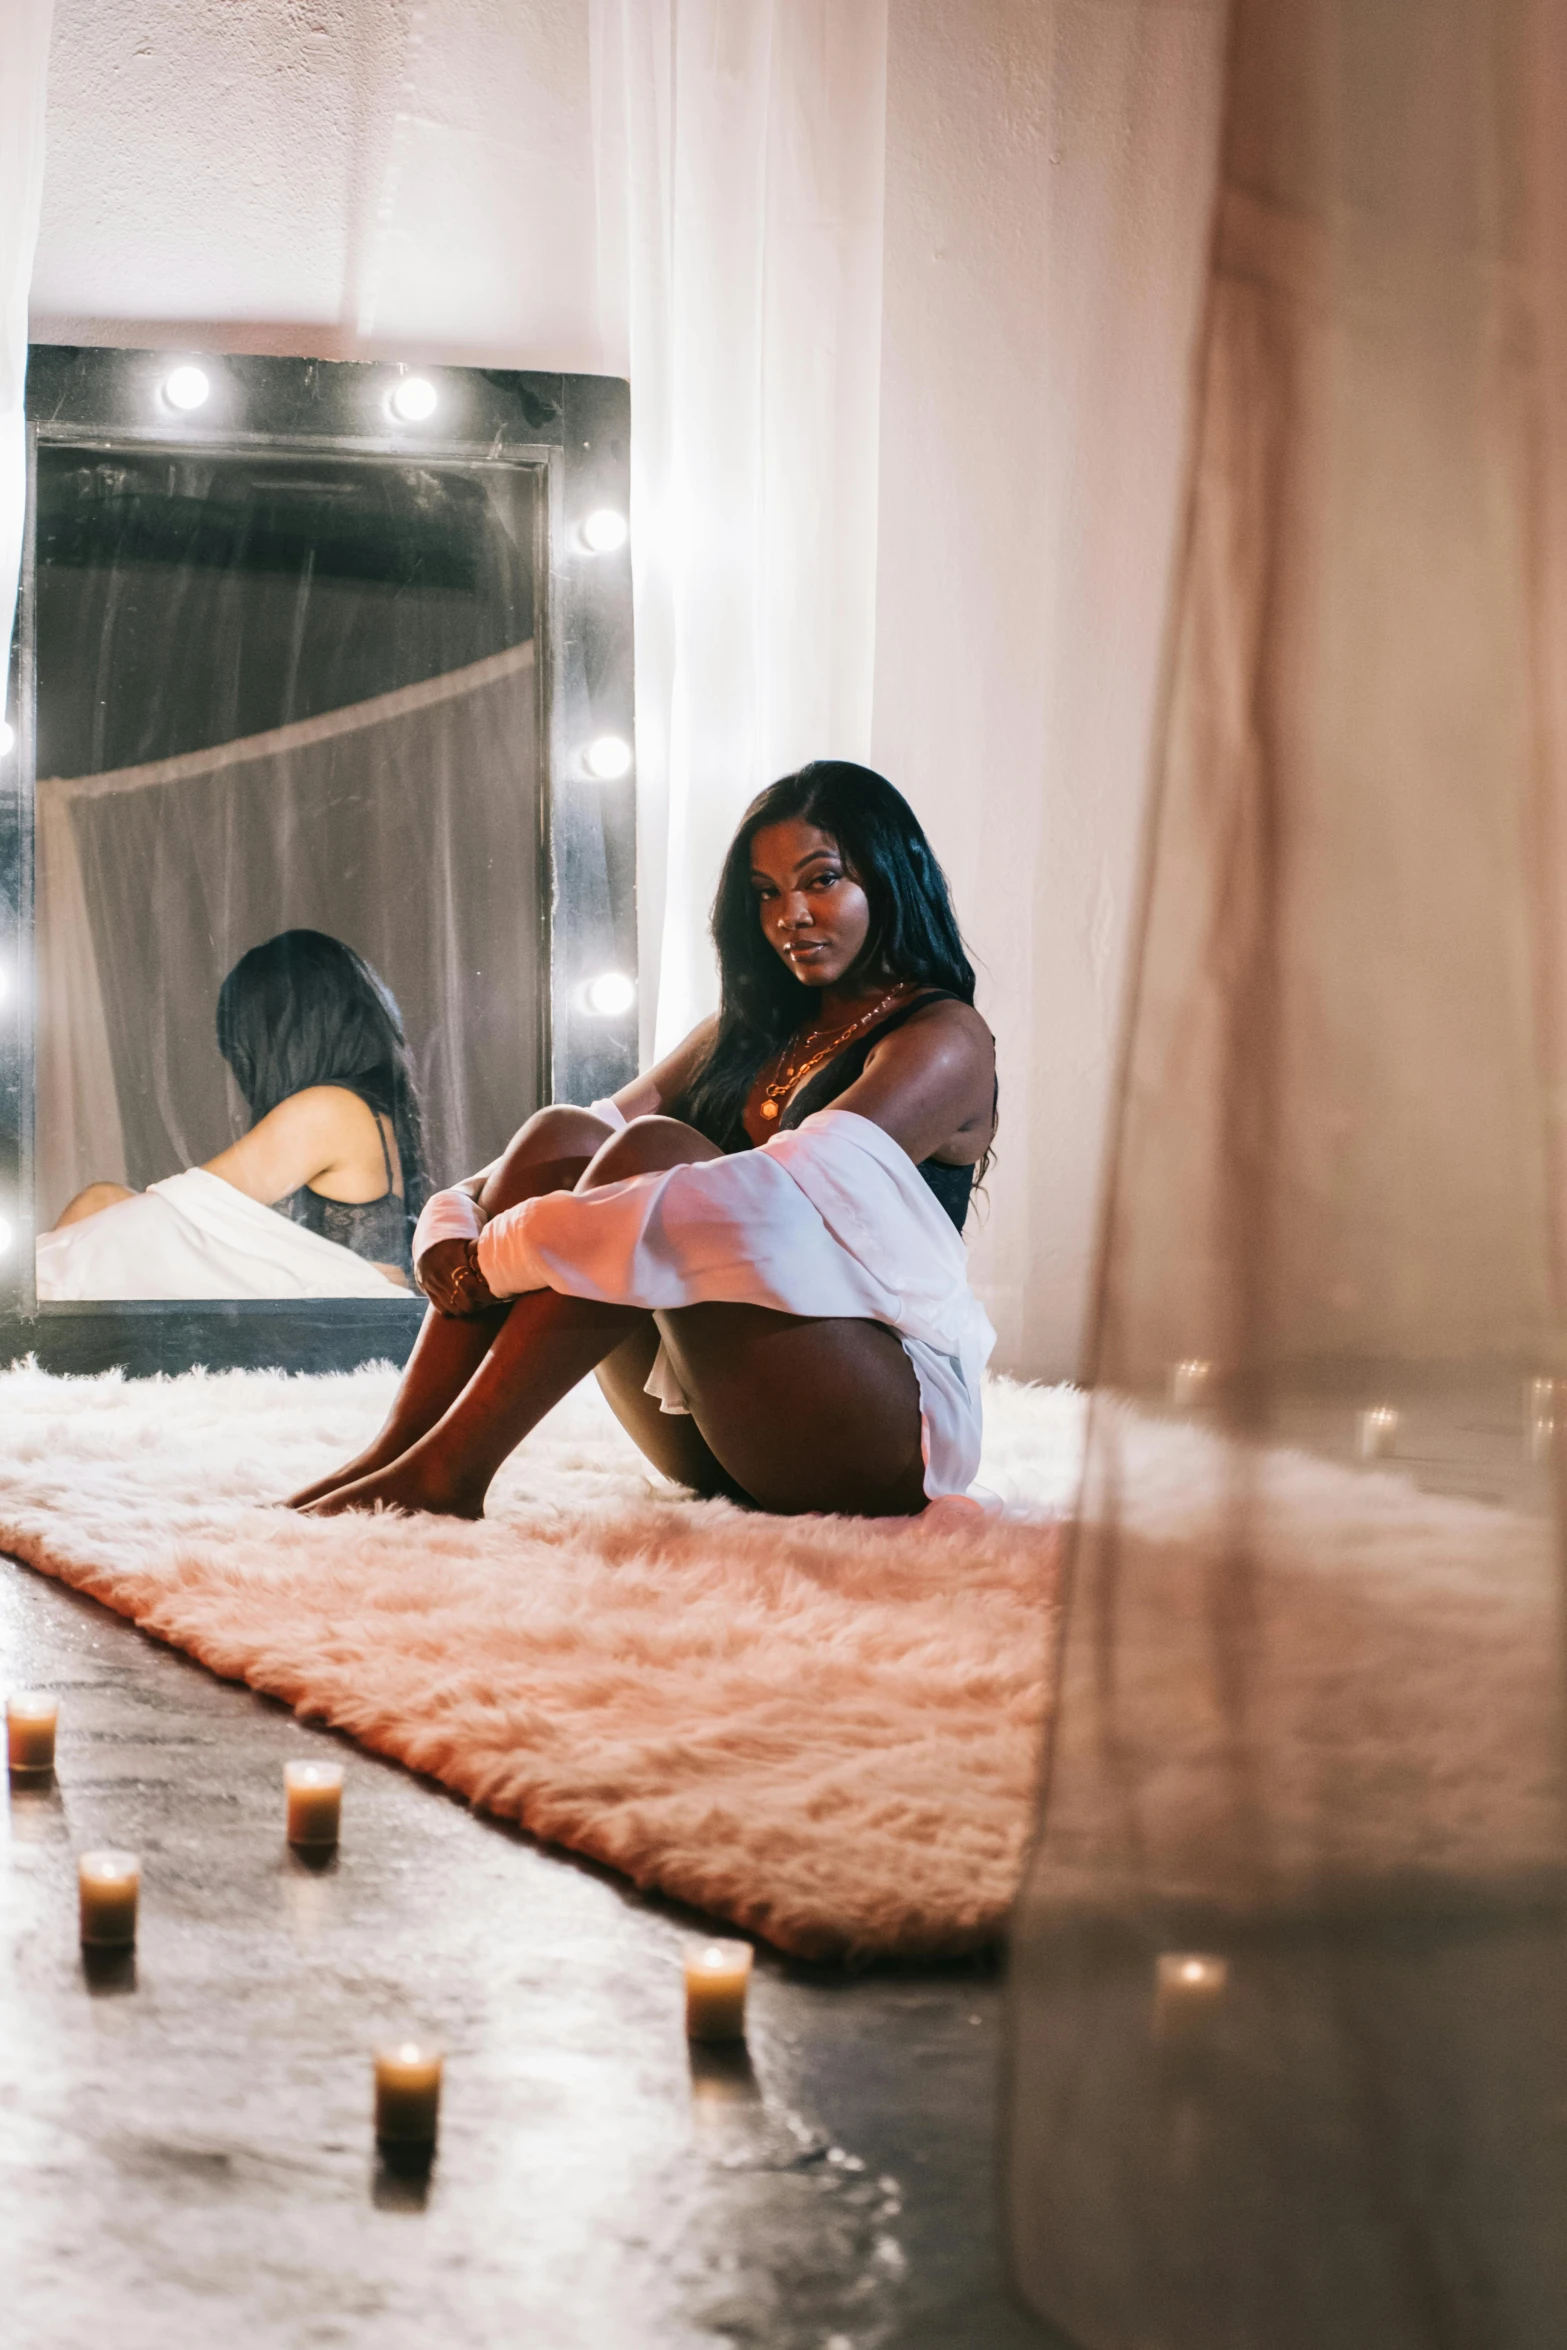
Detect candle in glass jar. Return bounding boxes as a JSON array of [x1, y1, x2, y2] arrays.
[[6, 1692, 58, 1774], [685, 1941, 754, 2042], [1153, 1951, 1228, 2043], [78, 1851, 139, 1947], [284, 1760, 343, 1847], [1356, 1405, 1399, 1460], [1527, 1376, 1561, 1461], [1168, 1359, 1213, 1410], [374, 2042, 443, 2152]]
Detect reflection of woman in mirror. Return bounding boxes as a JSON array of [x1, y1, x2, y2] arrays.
[[50, 931, 428, 1290], [294, 763, 996, 1519]]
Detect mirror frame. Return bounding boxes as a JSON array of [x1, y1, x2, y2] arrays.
[[0, 345, 635, 1375]]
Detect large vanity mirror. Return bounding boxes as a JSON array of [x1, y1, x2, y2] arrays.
[[0, 349, 636, 1373]]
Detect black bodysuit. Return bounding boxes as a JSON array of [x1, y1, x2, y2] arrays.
[[275, 1107, 410, 1272]]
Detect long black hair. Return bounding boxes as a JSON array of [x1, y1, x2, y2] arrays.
[[677, 760, 977, 1147], [215, 930, 430, 1241]]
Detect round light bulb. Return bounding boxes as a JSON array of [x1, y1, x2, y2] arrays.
[[0, 1217, 12, 1259], [389, 376, 438, 424], [584, 734, 633, 781], [585, 971, 636, 1018], [0, 720, 13, 755], [581, 508, 628, 554], [163, 365, 210, 413]]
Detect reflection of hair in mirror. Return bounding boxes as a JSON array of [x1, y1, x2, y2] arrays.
[[216, 931, 431, 1259], [675, 760, 981, 1157]]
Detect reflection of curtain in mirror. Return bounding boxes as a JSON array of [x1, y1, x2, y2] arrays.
[[36, 643, 538, 1226], [34, 778, 126, 1207], [1008, 3, 1567, 2343]]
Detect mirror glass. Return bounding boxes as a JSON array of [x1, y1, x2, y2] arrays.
[[31, 444, 544, 1300]]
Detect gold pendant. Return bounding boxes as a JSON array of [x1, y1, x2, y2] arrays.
[[760, 1099, 780, 1121]]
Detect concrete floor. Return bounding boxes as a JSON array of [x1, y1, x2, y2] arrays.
[[0, 1556, 1056, 2350]]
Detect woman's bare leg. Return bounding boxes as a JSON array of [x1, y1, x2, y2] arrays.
[[300, 1114, 928, 1521], [659, 1303, 928, 1515], [300, 1116, 719, 1516], [594, 1320, 756, 1504], [301, 1287, 646, 1516], [284, 1105, 610, 1506]]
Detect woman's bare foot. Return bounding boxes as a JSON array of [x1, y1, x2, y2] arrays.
[[298, 1448, 489, 1520], [284, 1439, 414, 1510]]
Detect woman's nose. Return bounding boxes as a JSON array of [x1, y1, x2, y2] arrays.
[[776, 893, 814, 929]]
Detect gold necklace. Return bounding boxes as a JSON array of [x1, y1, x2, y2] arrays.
[[756, 982, 916, 1123]]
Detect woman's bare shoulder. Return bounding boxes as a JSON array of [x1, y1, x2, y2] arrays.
[[202, 1085, 380, 1206], [904, 995, 992, 1041], [833, 994, 994, 1164], [258, 1086, 380, 1141], [885, 996, 994, 1072]]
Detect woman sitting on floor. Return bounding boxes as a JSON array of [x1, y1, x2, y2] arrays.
[[39, 931, 429, 1299], [292, 762, 997, 1519]]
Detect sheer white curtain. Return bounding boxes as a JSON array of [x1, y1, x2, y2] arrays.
[[1009, 2, 1567, 2338], [0, 0, 54, 706], [589, 0, 888, 1055]]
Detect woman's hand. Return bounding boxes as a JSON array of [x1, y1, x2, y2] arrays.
[[416, 1237, 499, 1318]]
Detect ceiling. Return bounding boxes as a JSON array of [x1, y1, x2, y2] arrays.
[[30, 0, 606, 371]]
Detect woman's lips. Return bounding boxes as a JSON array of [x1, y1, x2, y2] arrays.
[[783, 939, 828, 961]]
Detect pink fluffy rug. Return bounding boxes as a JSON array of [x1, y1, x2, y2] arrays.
[[0, 1363, 1076, 1962]]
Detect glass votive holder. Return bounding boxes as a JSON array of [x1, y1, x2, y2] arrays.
[[284, 1760, 343, 1848], [1153, 1950, 1229, 2045], [6, 1692, 58, 1775], [1356, 1405, 1399, 1461], [78, 1851, 140, 1948], [1526, 1376, 1561, 1461], [684, 1940, 754, 2043], [374, 2041, 443, 2163], [1168, 1359, 1214, 1410]]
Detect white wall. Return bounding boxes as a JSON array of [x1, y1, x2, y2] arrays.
[[29, 0, 1224, 1380]]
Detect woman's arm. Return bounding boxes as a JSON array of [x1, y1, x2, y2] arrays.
[[429, 1018, 720, 1226], [816, 1001, 996, 1167], [416, 1023, 720, 1317], [202, 1086, 386, 1205], [603, 1017, 719, 1122]]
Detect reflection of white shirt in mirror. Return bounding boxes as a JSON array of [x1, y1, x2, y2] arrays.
[[35, 1170, 402, 1300], [36, 1086, 411, 1300]]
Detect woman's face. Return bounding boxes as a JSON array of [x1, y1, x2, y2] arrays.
[[749, 819, 873, 988]]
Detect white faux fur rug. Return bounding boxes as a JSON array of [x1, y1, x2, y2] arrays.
[[0, 1363, 1081, 1961]]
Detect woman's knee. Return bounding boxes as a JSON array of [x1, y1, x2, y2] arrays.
[[579, 1115, 722, 1189], [516, 1103, 616, 1160], [481, 1105, 612, 1213], [54, 1181, 135, 1229]]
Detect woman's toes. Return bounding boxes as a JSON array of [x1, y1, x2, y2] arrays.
[[299, 1462, 484, 1521]]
